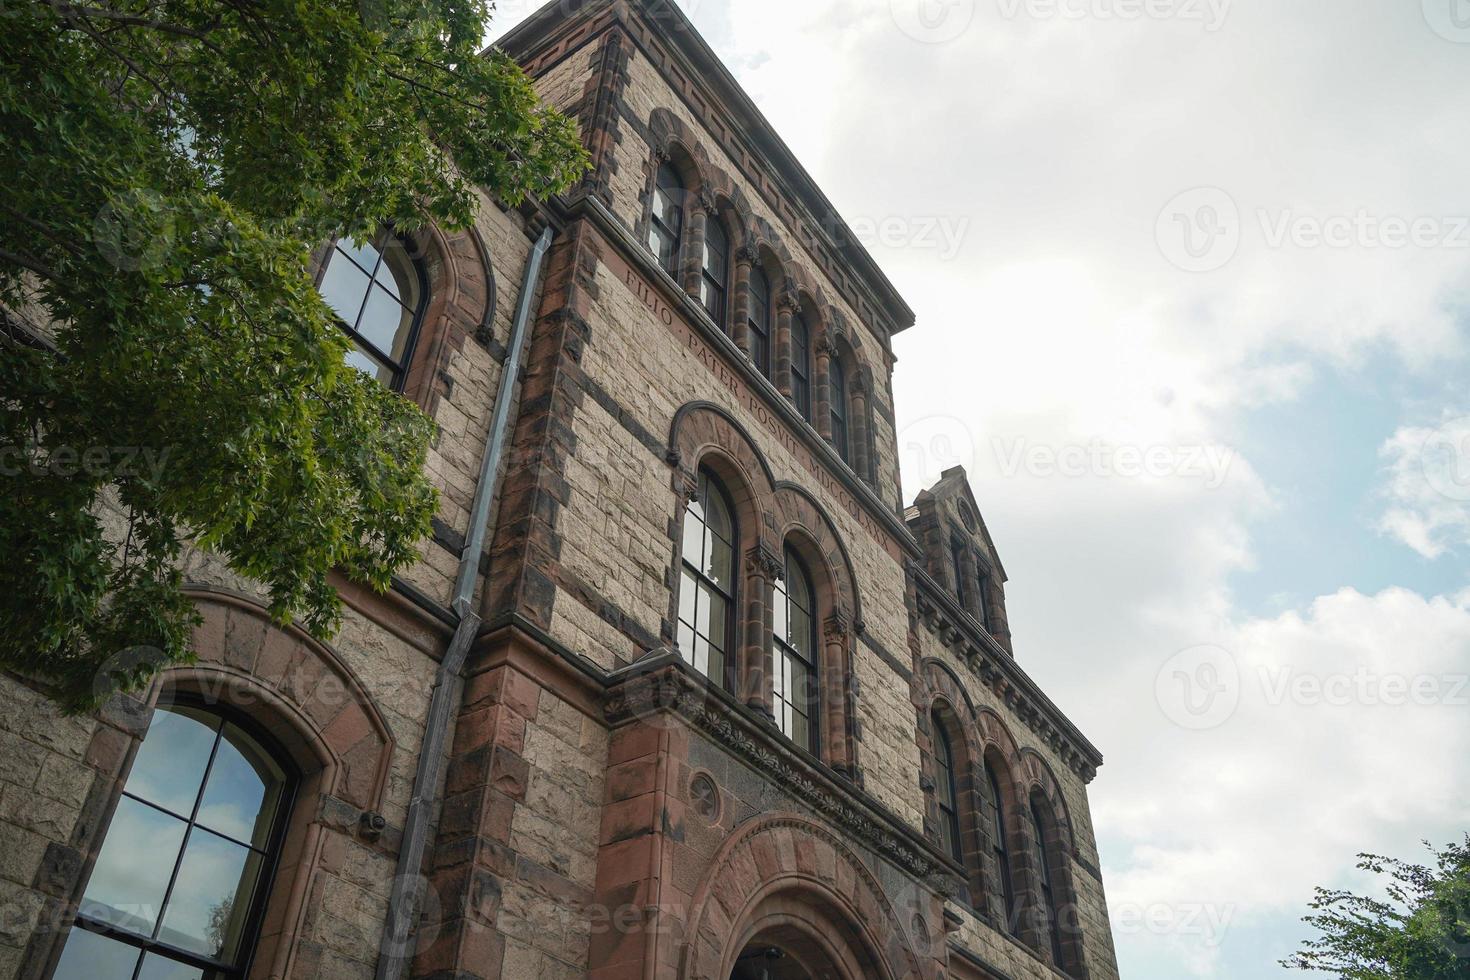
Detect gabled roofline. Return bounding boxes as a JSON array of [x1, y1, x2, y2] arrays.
[[496, 0, 918, 337]]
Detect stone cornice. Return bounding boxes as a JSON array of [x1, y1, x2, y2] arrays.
[[911, 569, 1104, 783], [604, 652, 963, 891]]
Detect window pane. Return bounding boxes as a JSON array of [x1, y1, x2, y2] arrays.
[[336, 236, 380, 273], [681, 509, 705, 568], [355, 285, 414, 361], [703, 221, 727, 283], [702, 479, 733, 541], [126, 707, 218, 816], [53, 925, 143, 980], [157, 829, 261, 960], [704, 531, 732, 590], [772, 581, 788, 640], [374, 241, 422, 313], [701, 587, 728, 655], [136, 954, 207, 980], [345, 344, 395, 386], [80, 797, 189, 936], [197, 724, 286, 849], [317, 252, 371, 327]]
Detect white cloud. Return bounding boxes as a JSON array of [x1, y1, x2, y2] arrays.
[[1376, 414, 1470, 559]]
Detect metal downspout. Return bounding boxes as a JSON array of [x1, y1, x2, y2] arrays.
[[375, 224, 554, 980]]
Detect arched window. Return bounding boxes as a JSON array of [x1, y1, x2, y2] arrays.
[[700, 217, 729, 329], [791, 311, 812, 420], [1033, 801, 1067, 968], [747, 266, 772, 378], [829, 354, 850, 462], [951, 537, 970, 610], [316, 230, 427, 390], [932, 713, 963, 864], [678, 469, 735, 688], [986, 760, 1018, 931], [54, 702, 294, 979], [649, 162, 685, 275], [772, 546, 817, 752]]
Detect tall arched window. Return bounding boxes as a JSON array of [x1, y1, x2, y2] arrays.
[[772, 546, 817, 752], [678, 469, 735, 688], [986, 760, 1018, 932], [791, 311, 812, 420], [1032, 801, 1067, 968], [316, 230, 427, 390], [829, 354, 850, 462], [649, 162, 685, 275], [747, 266, 772, 378], [932, 714, 963, 864], [700, 217, 729, 329], [54, 702, 294, 979]]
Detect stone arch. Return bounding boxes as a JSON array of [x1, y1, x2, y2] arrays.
[[772, 482, 860, 624], [1026, 782, 1089, 978], [400, 220, 497, 418], [1019, 746, 1077, 852], [681, 814, 928, 980]]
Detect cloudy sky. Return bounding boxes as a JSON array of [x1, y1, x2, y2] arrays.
[[493, 2, 1470, 976]]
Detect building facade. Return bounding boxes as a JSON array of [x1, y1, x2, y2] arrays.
[[0, 2, 1120, 979]]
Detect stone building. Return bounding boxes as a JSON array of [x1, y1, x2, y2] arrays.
[[0, 1, 1119, 978]]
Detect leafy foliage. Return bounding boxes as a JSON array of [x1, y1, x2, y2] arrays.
[[0, 0, 588, 710], [1284, 837, 1470, 979]]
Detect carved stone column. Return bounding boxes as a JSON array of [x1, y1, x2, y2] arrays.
[[814, 334, 835, 441], [681, 187, 714, 299], [821, 612, 857, 776], [849, 376, 871, 481], [741, 540, 782, 718], [775, 286, 799, 398], [731, 243, 757, 354]]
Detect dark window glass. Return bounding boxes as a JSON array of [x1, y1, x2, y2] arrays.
[[1034, 803, 1067, 967], [987, 761, 1018, 931], [951, 538, 969, 610], [316, 230, 426, 390], [976, 570, 992, 633], [773, 547, 817, 752], [791, 312, 812, 420], [701, 218, 729, 329], [56, 704, 293, 979], [649, 163, 684, 275], [830, 355, 849, 462], [933, 715, 963, 863], [747, 266, 772, 378], [678, 469, 735, 687]]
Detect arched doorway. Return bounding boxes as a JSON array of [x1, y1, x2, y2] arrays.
[[730, 927, 849, 979]]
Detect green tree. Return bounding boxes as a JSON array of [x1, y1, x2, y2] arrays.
[[0, 0, 588, 710], [1284, 837, 1470, 979]]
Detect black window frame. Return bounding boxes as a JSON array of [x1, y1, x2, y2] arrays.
[[987, 760, 1018, 932], [932, 713, 964, 864], [60, 694, 299, 980], [1033, 801, 1067, 968], [747, 264, 772, 378], [791, 311, 812, 420], [829, 354, 849, 462], [317, 230, 429, 392], [677, 468, 738, 690], [700, 215, 729, 330], [649, 162, 685, 276], [773, 545, 819, 755]]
